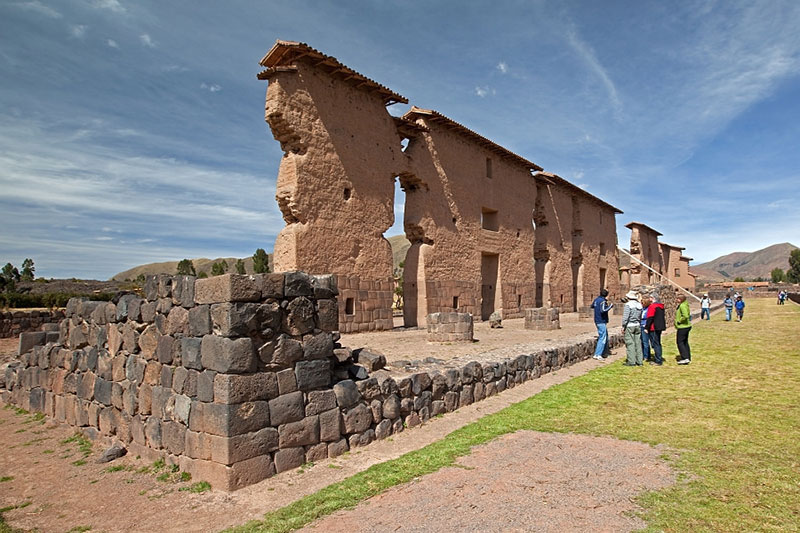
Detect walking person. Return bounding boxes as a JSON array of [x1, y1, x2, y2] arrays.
[[700, 293, 711, 320], [645, 294, 666, 366], [591, 289, 614, 360], [675, 294, 692, 365], [622, 291, 643, 366], [735, 296, 746, 321], [723, 294, 734, 321], [640, 295, 653, 361]]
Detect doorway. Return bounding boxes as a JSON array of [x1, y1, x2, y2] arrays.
[[481, 253, 499, 320]]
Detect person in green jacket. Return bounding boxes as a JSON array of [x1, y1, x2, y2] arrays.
[[675, 294, 692, 365]]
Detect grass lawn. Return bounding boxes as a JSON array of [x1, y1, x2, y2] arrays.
[[229, 297, 800, 533]]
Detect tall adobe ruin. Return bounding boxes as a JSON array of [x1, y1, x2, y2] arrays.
[[259, 40, 623, 331]]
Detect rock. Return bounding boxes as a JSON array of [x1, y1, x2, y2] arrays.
[[355, 349, 386, 372], [489, 311, 503, 328], [346, 364, 368, 381], [333, 379, 361, 409]]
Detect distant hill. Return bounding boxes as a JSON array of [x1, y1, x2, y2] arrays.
[[111, 254, 273, 281], [691, 242, 798, 282], [387, 234, 411, 273]]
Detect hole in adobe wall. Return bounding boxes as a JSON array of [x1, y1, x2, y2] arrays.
[[518, 294, 522, 308], [453, 296, 459, 309], [343, 188, 351, 201], [345, 298, 355, 315]]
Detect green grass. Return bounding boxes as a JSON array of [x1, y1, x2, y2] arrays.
[[227, 299, 800, 533], [61, 433, 93, 459], [179, 481, 211, 493]]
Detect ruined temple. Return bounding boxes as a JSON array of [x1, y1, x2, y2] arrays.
[[259, 40, 623, 332]]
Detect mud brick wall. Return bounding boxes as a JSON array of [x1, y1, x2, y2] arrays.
[[427, 312, 473, 342], [0, 309, 65, 338], [524, 307, 560, 330]]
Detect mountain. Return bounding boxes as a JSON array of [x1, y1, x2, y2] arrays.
[[387, 234, 411, 273], [690, 242, 798, 282], [111, 255, 273, 281]]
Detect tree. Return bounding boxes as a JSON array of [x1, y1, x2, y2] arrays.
[[771, 268, 786, 283], [253, 248, 270, 274], [733, 277, 745, 282], [1, 263, 20, 292], [176, 259, 196, 276], [211, 260, 228, 276], [197, 271, 208, 279], [788, 249, 800, 283], [235, 259, 246, 275], [20, 258, 35, 281]]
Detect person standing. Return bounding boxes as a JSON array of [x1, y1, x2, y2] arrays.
[[675, 294, 692, 365], [735, 296, 746, 321], [700, 293, 711, 320], [622, 290, 643, 366], [645, 294, 666, 365], [723, 294, 734, 321], [640, 296, 653, 361], [591, 289, 614, 360]]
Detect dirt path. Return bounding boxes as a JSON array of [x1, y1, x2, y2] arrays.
[[302, 431, 676, 533]]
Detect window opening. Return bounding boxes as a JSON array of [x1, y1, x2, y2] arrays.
[[345, 298, 355, 315], [481, 207, 499, 231]]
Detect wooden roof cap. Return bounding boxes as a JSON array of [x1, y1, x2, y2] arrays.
[[659, 241, 686, 250], [537, 171, 623, 214], [625, 221, 663, 236], [258, 40, 407, 105], [403, 106, 543, 172]]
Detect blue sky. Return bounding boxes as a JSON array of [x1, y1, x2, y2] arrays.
[[1, 0, 799, 279]]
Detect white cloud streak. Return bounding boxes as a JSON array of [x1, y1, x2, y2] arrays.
[[565, 25, 622, 117], [13, 1, 62, 18], [107, 39, 119, 48], [139, 33, 156, 48], [70, 24, 88, 38], [496, 61, 508, 74], [92, 0, 126, 14]]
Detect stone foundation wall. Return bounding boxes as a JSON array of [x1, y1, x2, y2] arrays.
[[524, 308, 560, 330], [427, 312, 473, 342], [336, 275, 393, 333], [0, 309, 65, 338], [1, 271, 626, 491]]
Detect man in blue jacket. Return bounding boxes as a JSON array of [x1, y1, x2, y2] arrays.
[[592, 289, 614, 360]]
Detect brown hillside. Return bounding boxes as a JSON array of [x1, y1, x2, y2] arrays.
[[690, 242, 798, 281], [388, 234, 411, 273], [112, 254, 273, 281]]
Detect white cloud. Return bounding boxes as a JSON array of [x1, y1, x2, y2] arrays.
[[13, 1, 62, 18], [200, 83, 222, 93], [93, 0, 126, 14], [95, 236, 113, 241], [475, 86, 496, 98], [565, 24, 622, 117], [70, 25, 88, 39], [139, 33, 156, 48], [162, 65, 189, 73], [496, 61, 508, 74], [107, 39, 119, 48]]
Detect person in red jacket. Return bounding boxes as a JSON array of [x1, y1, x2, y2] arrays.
[[645, 295, 666, 366]]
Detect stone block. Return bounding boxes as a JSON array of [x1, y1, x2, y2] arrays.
[[188, 305, 211, 336], [342, 403, 372, 434], [196, 370, 215, 402], [274, 447, 305, 473], [333, 379, 361, 409], [266, 335, 303, 369], [355, 349, 385, 372], [411, 372, 432, 395], [140, 301, 157, 323], [260, 272, 285, 299], [94, 377, 112, 406], [200, 335, 256, 374], [278, 415, 320, 448], [138, 324, 160, 360], [276, 367, 298, 395], [382, 394, 401, 420], [316, 299, 339, 332], [305, 389, 336, 416], [210, 302, 262, 337], [195, 274, 260, 304], [173, 275, 196, 308], [165, 306, 189, 336], [184, 429, 211, 460], [157, 335, 176, 365], [302, 332, 334, 360], [268, 391, 304, 426], [213, 372, 278, 404], [208, 427, 279, 465], [283, 297, 315, 336], [375, 419, 392, 440], [192, 401, 270, 437], [327, 438, 348, 458], [305, 442, 328, 463], [181, 337, 203, 370], [295, 360, 331, 391], [18, 332, 46, 355], [319, 408, 342, 442], [162, 420, 186, 455], [284, 271, 314, 298], [311, 274, 337, 299]]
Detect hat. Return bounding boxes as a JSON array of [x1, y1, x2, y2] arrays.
[[703, 293, 708, 297], [625, 290, 639, 300]]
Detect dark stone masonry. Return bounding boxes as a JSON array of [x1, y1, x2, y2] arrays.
[[1, 272, 623, 490]]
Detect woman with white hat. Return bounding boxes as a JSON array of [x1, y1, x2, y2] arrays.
[[621, 290, 643, 366]]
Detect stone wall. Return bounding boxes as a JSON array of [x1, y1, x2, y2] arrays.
[[1, 271, 626, 490], [0, 309, 65, 338], [426, 312, 473, 342]]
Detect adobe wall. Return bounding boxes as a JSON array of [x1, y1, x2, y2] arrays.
[[401, 117, 538, 324], [1, 272, 626, 491], [1, 309, 65, 339], [263, 59, 404, 332], [570, 195, 622, 305], [628, 224, 663, 285]]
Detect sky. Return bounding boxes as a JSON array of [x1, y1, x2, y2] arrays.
[[1, 0, 799, 279]]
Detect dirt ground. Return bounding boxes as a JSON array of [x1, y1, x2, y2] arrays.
[[0, 336, 18, 366], [303, 431, 676, 533], [1, 308, 684, 533]]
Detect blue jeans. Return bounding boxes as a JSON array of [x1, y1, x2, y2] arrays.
[[641, 326, 652, 359], [594, 323, 608, 356], [725, 307, 732, 321], [701, 308, 710, 320], [649, 330, 663, 364]]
